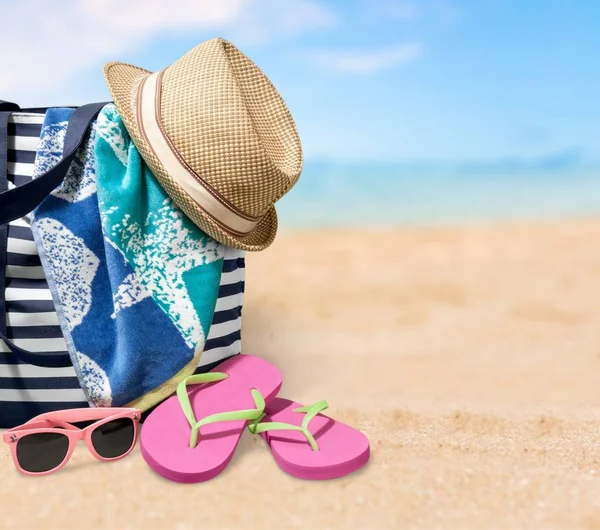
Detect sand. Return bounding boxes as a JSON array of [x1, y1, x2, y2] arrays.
[[1, 220, 600, 529]]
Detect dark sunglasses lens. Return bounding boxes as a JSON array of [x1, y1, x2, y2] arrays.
[[91, 418, 135, 459], [16, 433, 70, 473]]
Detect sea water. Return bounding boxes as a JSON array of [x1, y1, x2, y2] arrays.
[[277, 161, 600, 228]]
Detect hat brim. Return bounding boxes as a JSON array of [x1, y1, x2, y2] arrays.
[[103, 61, 277, 252]]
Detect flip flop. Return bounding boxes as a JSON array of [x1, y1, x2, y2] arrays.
[[248, 397, 370, 480], [140, 354, 282, 483]]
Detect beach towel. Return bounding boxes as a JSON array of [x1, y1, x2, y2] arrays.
[[31, 105, 224, 408]]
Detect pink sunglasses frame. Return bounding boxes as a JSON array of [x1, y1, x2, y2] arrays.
[[2, 407, 141, 476]]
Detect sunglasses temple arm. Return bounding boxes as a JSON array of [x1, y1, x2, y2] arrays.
[[20, 418, 80, 431], [50, 420, 80, 430]]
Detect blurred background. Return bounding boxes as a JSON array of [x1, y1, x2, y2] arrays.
[[2, 3, 600, 528], [2, 0, 598, 229]]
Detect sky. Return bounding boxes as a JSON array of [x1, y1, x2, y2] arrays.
[[1, 0, 599, 171]]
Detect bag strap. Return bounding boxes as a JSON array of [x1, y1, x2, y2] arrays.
[[0, 102, 108, 368], [0, 100, 48, 113], [0, 100, 20, 112]]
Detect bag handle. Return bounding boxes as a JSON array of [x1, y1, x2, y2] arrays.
[[0, 102, 108, 367], [0, 102, 107, 225], [0, 100, 20, 112]]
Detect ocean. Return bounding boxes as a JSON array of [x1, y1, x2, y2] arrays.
[[277, 161, 600, 228]]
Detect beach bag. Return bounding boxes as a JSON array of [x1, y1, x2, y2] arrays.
[[0, 100, 245, 428]]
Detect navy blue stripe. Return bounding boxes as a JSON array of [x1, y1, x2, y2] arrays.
[[7, 122, 43, 138], [0, 401, 88, 429], [204, 330, 241, 351], [5, 290, 239, 315], [193, 354, 238, 375], [6, 299, 57, 313], [7, 225, 34, 241], [0, 353, 20, 365], [0, 351, 70, 365], [7, 149, 36, 164], [6, 252, 41, 266], [8, 172, 36, 183], [5, 325, 64, 340], [6, 278, 49, 290], [211, 306, 242, 325], [7, 174, 32, 186], [0, 377, 80, 390], [218, 281, 244, 298], [222, 258, 245, 273]]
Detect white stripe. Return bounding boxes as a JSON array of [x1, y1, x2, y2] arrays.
[[139, 72, 259, 235], [9, 217, 31, 228], [5, 265, 46, 280], [11, 136, 40, 152], [199, 340, 241, 366], [0, 388, 86, 402], [11, 213, 34, 227], [7, 237, 37, 255], [220, 267, 245, 286], [6, 312, 59, 327], [214, 292, 244, 312], [0, 337, 67, 352], [5, 288, 53, 301], [0, 362, 76, 379], [207, 317, 241, 340], [7, 161, 34, 177], [4, 312, 241, 334], [9, 113, 45, 125]]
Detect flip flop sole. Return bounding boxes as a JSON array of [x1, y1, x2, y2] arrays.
[[140, 354, 282, 483], [258, 397, 370, 480]]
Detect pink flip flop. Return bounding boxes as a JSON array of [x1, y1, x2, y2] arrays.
[[140, 354, 282, 483], [248, 397, 370, 480]]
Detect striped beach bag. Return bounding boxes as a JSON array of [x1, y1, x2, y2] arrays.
[[0, 101, 245, 428]]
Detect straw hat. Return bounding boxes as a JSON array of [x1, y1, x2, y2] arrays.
[[102, 37, 302, 251]]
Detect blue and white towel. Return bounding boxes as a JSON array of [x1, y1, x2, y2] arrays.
[[31, 105, 225, 408]]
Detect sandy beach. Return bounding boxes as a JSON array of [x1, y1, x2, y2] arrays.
[[1, 219, 600, 529]]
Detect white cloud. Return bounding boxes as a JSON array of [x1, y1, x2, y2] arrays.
[[310, 42, 424, 74], [0, 0, 335, 100]]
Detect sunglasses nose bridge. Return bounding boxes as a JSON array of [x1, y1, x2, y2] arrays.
[[73, 429, 86, 443]]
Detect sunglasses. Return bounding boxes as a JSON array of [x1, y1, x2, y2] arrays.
[[2, 408, 140, 476]]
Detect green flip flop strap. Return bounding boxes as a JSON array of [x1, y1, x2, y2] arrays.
[[176, 372, 266, 448], [248, 399, 329, 452]]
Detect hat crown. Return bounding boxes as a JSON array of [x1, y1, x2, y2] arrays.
[[158, 38, 302, 218]]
